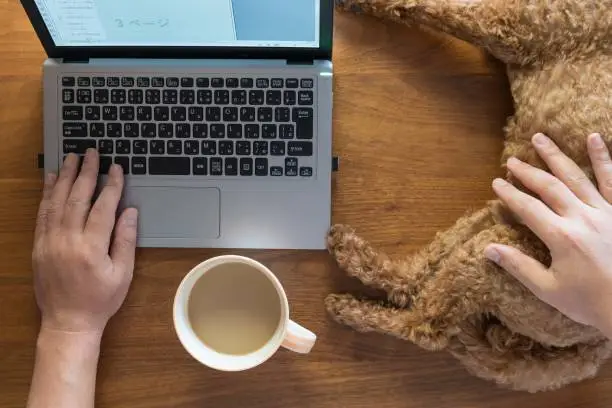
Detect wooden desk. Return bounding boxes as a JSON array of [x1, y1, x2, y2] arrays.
[[2, 1, 612, 407]]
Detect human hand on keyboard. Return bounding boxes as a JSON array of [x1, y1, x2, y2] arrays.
[[32, 149, 138, 335]]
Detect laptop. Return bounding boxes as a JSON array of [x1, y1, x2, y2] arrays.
[[20, 0, 334, 249]]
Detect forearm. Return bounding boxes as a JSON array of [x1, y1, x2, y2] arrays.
[[27, 328, 102, 408]]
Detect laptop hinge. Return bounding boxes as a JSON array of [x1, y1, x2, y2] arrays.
[[286, 59, 314, 66], [63, 57, 90, 64]]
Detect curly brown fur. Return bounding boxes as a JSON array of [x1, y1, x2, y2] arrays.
[[327, 0, 612, 392]]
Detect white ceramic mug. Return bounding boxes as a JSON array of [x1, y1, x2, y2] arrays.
[[173, 255, 317, 371]]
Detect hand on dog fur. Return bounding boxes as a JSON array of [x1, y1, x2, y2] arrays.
[[486, 133, 612, 338]]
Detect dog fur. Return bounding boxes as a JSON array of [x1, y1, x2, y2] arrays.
[[327, 0, 612, 392]]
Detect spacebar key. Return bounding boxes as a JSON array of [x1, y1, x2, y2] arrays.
[[149, 157, 191, 175]]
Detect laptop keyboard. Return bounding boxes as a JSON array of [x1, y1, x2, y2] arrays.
[[60, 74, 316, 178]]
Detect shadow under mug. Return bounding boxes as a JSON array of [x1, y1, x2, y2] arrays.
[[173, 255, 317, 371]]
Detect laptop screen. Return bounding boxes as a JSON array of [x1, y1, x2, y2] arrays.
[[33, 0, 320, 48]]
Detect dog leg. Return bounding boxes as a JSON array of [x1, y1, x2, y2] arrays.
[[325, 293, 454, 350]]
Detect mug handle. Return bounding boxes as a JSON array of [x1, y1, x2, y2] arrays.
[[281, 320, 317, 354]]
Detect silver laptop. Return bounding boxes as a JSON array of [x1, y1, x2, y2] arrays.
[[21, 0, 334, 249]]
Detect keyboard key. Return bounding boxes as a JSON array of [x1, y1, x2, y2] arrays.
[[128, 89, 143, 104], [159, 123, 173, 138], [120, 106, 135, 121], [271, 78, 284, 88], [90, 123, 105, 137], [114, 156, 130, 174], [249, 90, 264, 105], [211, 78, 224, 88], [176, 123, 191, 138], [142, 123, 157, 138], [137, 77, 150, 87], [62, 89, 74, 103], [255, 158, 268, 176], [132, 157, 147, 175], [301, 79, 314, 88], [99, 156, 112, 174], [150, 140, 165, 154], [145, 89, 161, 104], [77, 89, 92, 104], [245, 124, 260, 139], [222, 107, 238, 122], [181, 77, 194, 87], [194, 124, 208, 138], [77, 77, 90, 87], [180, 90, 195, 104], [240, 107, 256, 122], [193, 158, 208, 175], [98, 139, 113, 154], [232, 90, 247, 105], [285, 157, 298, 177], [188, 107, 204, 121], [226, 78, 239, 88], [201, 141, 217, 155], [136, 106, 152, 121], [167, 140, 182, 155], [206, 107, 221, 122], [103, 106, 118, 121], [185, 140, 199, 155], [124, 123, 139, 138], [63, 123, 87, 137], [63, 106, 83, 120], [154, 106, 169, 121], [111, 89, 126, 104], [63, 139, 95, 154], [253, 141, 268, 155], [262, 124, 277, 139], [271, 141, 285, 156], [228, 124, 242, 139], [133, 140, 147, 154], [270, 166, 283, 176], [196, 78, 210, 88], [300, 167, 313, 177], [171, 106, 187, 121], [294, 108, 313, 139], [219, 141, 233, 155], [94, 89, 109, 104], [275, 107, 291, 122], [210, 124, 225, 138], [163, 90, 178, 104], [280, 124, 295, 139], [286, 79, 299, 88], [197, 90, 213, 104], [240, 158, 253, 176], [210, 158, 223, 175], [92, 77, 105, 87], [62, 77, 75, 87], [266, 90, 282, 105], [122, 77, 135, 87], [225, 158, 238, 176], [298, 91, 314, 106], [284, 90, 296, 105], [85, 106, 100, 120], [256, 78, 269, 88], [236, 141, 251, 155], [116, 140, 131, 154], [288, 141, 313, 156], [166, 77, 179, 87], [106, 123, 122, 137], [240, 78, 254, 88], [152, 77, 164, 87], [107, 77, 120, 87], [214, 90, 230, 105], [258, 107, 273, 122]]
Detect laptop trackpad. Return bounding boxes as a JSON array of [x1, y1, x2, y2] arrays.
[[122, 187, 220, 239]]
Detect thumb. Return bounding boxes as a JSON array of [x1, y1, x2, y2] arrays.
[[111, 207, 138, 276], [484, 244, 556, 299]]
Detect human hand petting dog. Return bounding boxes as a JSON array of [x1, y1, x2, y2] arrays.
[[27, 149, 138, 408], [485, 133, 612, 339]]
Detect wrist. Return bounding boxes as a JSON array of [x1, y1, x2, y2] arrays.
[[37, 326, 103, 356]]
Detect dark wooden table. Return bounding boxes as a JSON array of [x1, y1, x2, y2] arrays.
[[2, 1, 612, 407]]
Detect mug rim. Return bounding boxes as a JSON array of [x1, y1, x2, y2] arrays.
[[172, 255, 290, 371]]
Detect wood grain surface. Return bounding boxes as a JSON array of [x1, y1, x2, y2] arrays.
[[2, 1, 612, 407]]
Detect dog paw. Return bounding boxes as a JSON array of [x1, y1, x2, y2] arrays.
[[334, 0, 364, 13], [326, 224, 358, 261]]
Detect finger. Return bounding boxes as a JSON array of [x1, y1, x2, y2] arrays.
[[587, 133, 612, 203], [484, 244, 557, 300], [110, 207, 138, 276], [62, 149, 100, 231], [85, 164, 125, 249], [492, 178, 563, 243], [531, 133, 605, 207], [506, 156, 582, 215], [34, 172, 58, 242], [47, 154, 80, 226]]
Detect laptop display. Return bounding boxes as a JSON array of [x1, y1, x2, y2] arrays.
[[33, 0, 320, 48]]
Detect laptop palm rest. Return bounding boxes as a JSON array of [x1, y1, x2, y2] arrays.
[[121, 186, 220, 239]]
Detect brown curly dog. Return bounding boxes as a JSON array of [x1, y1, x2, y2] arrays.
[[326, 0, 612, 393]]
